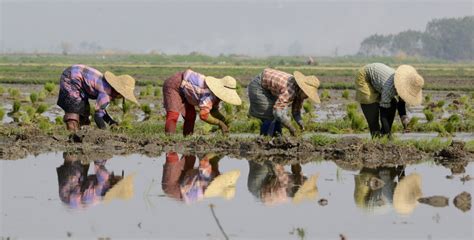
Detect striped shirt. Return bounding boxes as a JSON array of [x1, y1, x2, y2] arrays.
[[180, 69, 219, 115], [261, 68, 304, 115], [365, 63, 397, 108], [68, 65, 113, 117]]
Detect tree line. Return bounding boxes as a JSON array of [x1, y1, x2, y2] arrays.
[[358, 16, 473, 61]]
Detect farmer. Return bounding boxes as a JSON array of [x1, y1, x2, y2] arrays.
[[248, 68, 320, 136], [57, 64, 138, 131], [355, 63, 424, 137], [163, 69, 242, 136]]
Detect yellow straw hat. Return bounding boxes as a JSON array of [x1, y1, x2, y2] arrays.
[[293, 71, 321, 103], [393, 173, 422, 215], [293, 174, 319, 204], [205, 76, 242, 105], [394, 65, 424, 106], [104, 71, 139, 104], [204, 170, 241, 200], [104, 174, 135, 203]]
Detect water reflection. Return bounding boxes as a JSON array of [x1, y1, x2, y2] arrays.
[[248, 161, 318, 206], [162, 152, 240, 204], [354, 166, 422, 215], [56, 152, 134, 209]]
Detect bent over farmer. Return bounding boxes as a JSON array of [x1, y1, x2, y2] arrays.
[[248, 68, 320, 136], [57, 64, 138, 132], [163, 69, 242, 136], [355, 63, 424, 138]]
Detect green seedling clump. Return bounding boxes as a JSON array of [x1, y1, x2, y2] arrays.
[[154, 88, 162, 98], [423, 109, 434, 122], [123, 100, 132, 115], [408, 117, 419, 129], [311, 134, 337, 146], [321, 89, 331, 101], [303, 101, 314, 115], [37, 91, 47, 101], [8, 88, 20, 99], [29, 93, 38, 104], [0, 85, 5, 95], [141, 104, 152, 115], [24, 106, 36, 118], [223, 102, 233, 115], [424, 94, 432, 103], [36, 103, 48, 114], [12, 100, 21, 113], [0, 108, 5, 121], [44, 82, 56, 94], [341, 89, 350, 99], [55, 116, 63, 125], [437, 100, 445, 108]]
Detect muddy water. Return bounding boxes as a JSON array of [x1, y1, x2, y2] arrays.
[[1, 153, 472, 239]]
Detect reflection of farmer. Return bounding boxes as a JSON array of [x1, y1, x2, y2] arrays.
[[57, 64, 139, 132], [248, 69, 320, 136], [355, 63, 424, 137], [56, 153, 124, 209], [162, 152, 240, 204], [247, 161, 316, 205], [354, 166, 422, 215], [162, 69, 242, 136]]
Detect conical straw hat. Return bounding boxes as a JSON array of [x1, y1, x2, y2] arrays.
[[293, 71, 321, 103], [293, 174, 319, 204], [394, 65, 424, 106], [104, 71, 139, 104], [204, 170, 241, 200], [205, 76, 242, 105], [393, 173, 422, 215], [104, 174, 135, 203]]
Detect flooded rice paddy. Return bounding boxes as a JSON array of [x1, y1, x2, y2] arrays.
[[1, 152, 472, 239]]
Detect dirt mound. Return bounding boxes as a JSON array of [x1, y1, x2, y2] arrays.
[[436, 141, 467, 159], [321, 137, 425, 168]]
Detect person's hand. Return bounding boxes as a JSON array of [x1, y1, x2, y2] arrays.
[[218, 121, 229, 135], [401, 115, 410, 131], [293, 114, 305, 131]]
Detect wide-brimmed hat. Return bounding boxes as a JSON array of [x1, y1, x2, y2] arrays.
[[293, 174, 319, 204], [293, 71, 321, 103], [104, 174, 135, 203], [205, 76, 242, 105], [394, 65, 424, 106], [393, 173, 422, 215], [104, 71, 139, 104], [204, 170, 241, 200]]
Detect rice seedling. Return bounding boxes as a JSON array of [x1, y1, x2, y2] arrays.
[[55, 116, 63, 125], [341, 89, 350, 99], [44, 82, 56, 94], [407, 117, 419, 129], [37, 90, 47, 101], [436, 100, 445, 108], [320, 89, 331, 101], [0, 107, 5, 121], [154, 87, 162, 98], [459, 95, 469, 105], [141, 104, 152, 119], [0, 85, 5, 95], [12, 100, 21, 113], [424, 94, 432, 103], [8, 88, 20, 99], [123, 100, 132, 115], [38, 118, 52, 131], [24, 106, 36, 118], [310, 134, 337, 146], [140, 84, 154, 97], [29, 93, 38, 105], [303, 101, 314, 115], [223, 102, 233, 115], [36, 103, 48, 114], [423, 109, 434, 122]]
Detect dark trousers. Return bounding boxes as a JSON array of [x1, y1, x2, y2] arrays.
[[260, 119, 282, 137], [361, 98, 406, 138]]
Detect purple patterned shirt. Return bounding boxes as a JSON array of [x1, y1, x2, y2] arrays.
[[68, 65, 114, 117], [180, 69, 219, 117]]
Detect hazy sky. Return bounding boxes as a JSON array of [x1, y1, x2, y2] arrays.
[[1, 0, 472, 56]]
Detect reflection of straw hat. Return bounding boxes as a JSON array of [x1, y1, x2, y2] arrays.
[[104, 71, 139, 104], [104, 174, 135, 202], [204, 170, 241, 200], [293, 71, 321, 103], [393, 173, 422, 215], [394, 65, 424, 106], [293, 174, 319, 204], [205, 76, 242, 105]]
